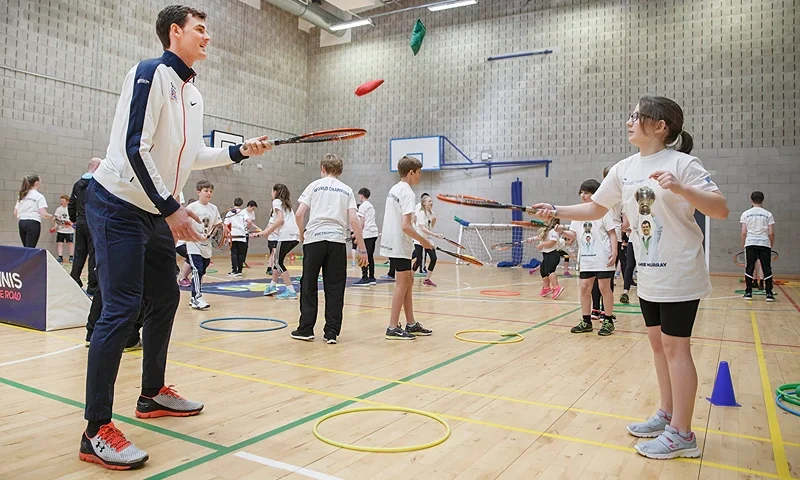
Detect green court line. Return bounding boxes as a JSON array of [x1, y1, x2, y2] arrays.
[[146, 307, 580, 479], [0, 377, 225, 451]]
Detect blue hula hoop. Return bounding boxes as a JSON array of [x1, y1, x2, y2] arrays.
[[199, 317, 288, 333], [776, 394, 800, 417]]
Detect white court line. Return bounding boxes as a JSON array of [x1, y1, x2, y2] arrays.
[[234, 452, 343, 480], [705, 295, 744, 301], [0, 344, 84, 367]]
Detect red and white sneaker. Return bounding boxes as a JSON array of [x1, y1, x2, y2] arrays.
[[539, 287, 553, 297], [79, 422, 148, 470], [135, 385, 204, 419], [551, 286, 565, 299]]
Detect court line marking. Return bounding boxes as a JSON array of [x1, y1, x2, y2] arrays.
[[0, 376, 224, 451], [0, 322, 86, 343], [546, 324, 800, 354], [2, 315, 791, 479], [339, 303, 800, 349], [234, 452, 343, 480], [143, 350, 788, 480], [176, 340, 800, 448], [0, 344, 83, 367], [751, 312, 791, 479], [143, 307, 580, 479], [778, 285, 800, 314], [180, 306, 385, 346]]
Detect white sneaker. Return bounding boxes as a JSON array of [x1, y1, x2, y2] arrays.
[[191, 296, 210, 310]]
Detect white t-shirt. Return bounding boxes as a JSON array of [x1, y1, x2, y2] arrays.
[[380, 181, 416, 259], [610, 202, 623, 241], [297, 177, 357, 244], [245, 209, 256, 232], [569, 211, 617, 272], [740, 207, 774, 248], [54, 206, 73, 234], [224, 208, 248, 243], [357, 200, 379, 239], [413, 209, 433, 245], [186, 201, 221, 259], [271, 199, 300, 242], [540, 228, 560, 253], [266, 213, 279, 241], [593, 148, 719, 302], [15, 190, 47, 222]]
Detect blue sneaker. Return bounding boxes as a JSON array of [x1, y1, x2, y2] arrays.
[[380, 275, 395, 282], [263, 285, 278, 296], [276, 289, 297, 300]]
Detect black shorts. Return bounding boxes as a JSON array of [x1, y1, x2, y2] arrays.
[[176, 244, 188, 260], [389, 257, 412, 272], [56, 233, 73, 243], [639, 298, 700, 338], [268, 240, 278, 252], [557, 250, 570, 259], [540, 250, 561, 277], [579, 270, 614, 280]]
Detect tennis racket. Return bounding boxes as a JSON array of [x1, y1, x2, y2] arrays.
[[437, 194, 532, 212], [50, 218, 73, 234], [510, 219, 548, 228], [491, 238, 537, 251], [733, 250, 778, 267], [243, 128, 366, 151], [436, 247, 483, 266], [208, 224, 231, 251], [442, 237, 466, 250]]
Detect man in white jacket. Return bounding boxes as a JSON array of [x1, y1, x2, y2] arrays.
[[79, 5, 270, 471]]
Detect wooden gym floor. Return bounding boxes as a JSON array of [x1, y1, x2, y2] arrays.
[[1, 257, 799, 479]]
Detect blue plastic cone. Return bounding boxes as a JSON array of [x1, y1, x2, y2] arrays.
[[706, 361, 741, 407]]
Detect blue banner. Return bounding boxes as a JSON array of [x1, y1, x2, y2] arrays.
[[0, 246, 47, 330]]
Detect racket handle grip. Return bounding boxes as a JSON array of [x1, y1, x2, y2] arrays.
[[454, 216, 470, 227]]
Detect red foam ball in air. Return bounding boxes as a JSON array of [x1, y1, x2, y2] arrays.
[[355, 79, 384, 97]]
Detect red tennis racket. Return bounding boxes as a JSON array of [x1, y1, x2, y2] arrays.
[[442, 237, 466, 250], [436, 194, 532, 212], [436, 247, 483, 266], [243, 128, 366, 151]]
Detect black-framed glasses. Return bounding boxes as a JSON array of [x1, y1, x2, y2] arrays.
[[628, 112, 646, 123]]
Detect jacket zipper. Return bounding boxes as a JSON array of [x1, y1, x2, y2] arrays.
[[173, 77, 192, 194]]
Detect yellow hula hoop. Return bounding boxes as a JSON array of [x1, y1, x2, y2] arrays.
[[453, 329, 524, 344], [312, 406, 451, 453]]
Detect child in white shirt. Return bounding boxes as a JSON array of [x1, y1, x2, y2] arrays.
[[186, 181, 222, 310], [353, 188, 380, 286], [292, 154, 367, 344], [532, 95, 729, 461], [53, 194, 74, 263], [380, 156, 434, 340], [223, 198, 249, 277], [251, 184, 300, 299], [740, 191, 776, 300]]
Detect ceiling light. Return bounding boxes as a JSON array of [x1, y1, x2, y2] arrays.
[[330, 18, 374, 31], [428, 0, 477, 12]]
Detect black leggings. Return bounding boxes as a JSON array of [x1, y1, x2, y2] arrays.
[[623, 242, 636, 290], [18, 220, 41, 247], [745, 245, 774, 294], [230, 241, 246, 274], [275, 240, 299, 273], [591, 273, 615, 311], [361, 237, 377, 279], [413, 244, 436, 272]]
